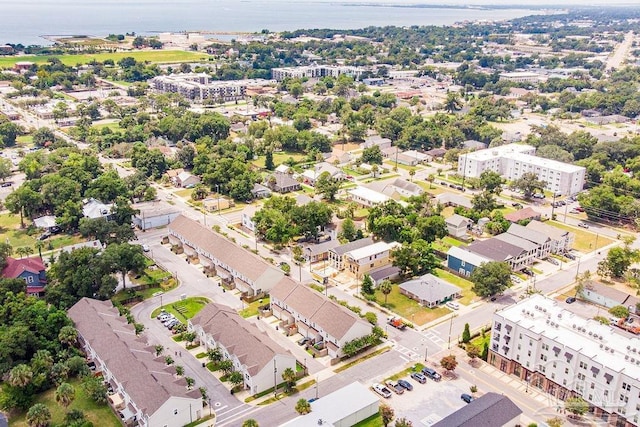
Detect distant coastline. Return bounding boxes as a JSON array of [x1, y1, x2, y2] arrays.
[[1, 1, 542, 46]]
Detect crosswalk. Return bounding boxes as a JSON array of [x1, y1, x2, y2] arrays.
[[215, 404, 260, 426], [423, 330, 445, 346]]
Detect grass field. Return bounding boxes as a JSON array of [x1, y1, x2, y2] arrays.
[[8, 378, 121, 427], [0, 50, 210, 68], [252, 152, 307, 169], [90, 122, 121, 131], [548, 221, 614, 252], [353, 413, 383, 427], [373, 285, 449, 326], [151, 296, 210, 322]]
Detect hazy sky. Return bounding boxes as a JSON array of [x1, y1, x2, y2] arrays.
[[309, 0, 638, 5]]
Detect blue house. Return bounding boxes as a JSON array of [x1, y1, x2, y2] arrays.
[[2, 256, 47, 296], [446, 246, 491, 277]]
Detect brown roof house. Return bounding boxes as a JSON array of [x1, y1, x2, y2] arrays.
[[189, 303, 297, 395], [168, 215, 284, 297], [270, 278, 372, 360], [504, 207, 541, 223], [68, 298, 203, 427]]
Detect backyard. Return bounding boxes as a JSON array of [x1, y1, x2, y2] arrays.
[[0, 213, 84, 255], [434, 268, 477, 306], [8, 378, 121, 427], [252, 152, 307, 169], [373, 285, 449, 326]]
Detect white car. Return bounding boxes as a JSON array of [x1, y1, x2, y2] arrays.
[[445, 301, 460, 310], [372, 383, 392, 398], [142, 244, 150, 252]]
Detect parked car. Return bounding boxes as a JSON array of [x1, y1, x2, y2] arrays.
[[385, 380, 405, 395], [546, 258, 560, 266], [461, 393, 474, 403], [142, 244, 150, 252], [156, 310, 167, 320], [0, 182, 12, 187], [158, 314, 171, 322], [38, 231, 51, 240], [445, 301, 460, 310], [297, 337, 310, 346], [566, 297, 576, 304], [512, 202, 523, 209], [397, 379, 413, 391], [410, 372, 427, 384], [372, 383, 392, 398], [422, 367, 441, 381], [578, 222, 589, 229], [565, 253, 576, 260]]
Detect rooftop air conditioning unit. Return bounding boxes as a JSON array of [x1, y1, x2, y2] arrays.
[[535, 305, 539, 310], [626, 355, 630, 360], [600, 344, 604, 349], [558, 314, 562, 319], [589, 331, 593, 336], [627, 345, 631, 350]]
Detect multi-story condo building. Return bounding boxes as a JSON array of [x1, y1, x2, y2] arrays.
[[271, 65, 365, 81], [68, 298, 203, 427], [457, 144, 585, 196], [168, 215, 284, 297], [489, 294, 640, 426], [343, 241, 400, 278], [149, 73, 271, 102], [270, 278, 372, 360], [189, 303, 297, 395]]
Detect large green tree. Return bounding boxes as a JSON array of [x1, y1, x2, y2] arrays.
[[392, 239, 439, 279], [315, 171, 342, 201], [512, 172, 546, 199], [101, 243, 147, 290], [469, 261, 513, 297]]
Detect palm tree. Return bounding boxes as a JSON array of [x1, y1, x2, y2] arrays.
[[371, 164, 379, 178], [427, 174, 435, 189], [242, 419, 259, 427], [58, 326, 78, 347], [34, 240, 45, 259], [15, 246, 27, 259], [281, 367, 297, 392], [55, 382, 76, 409], [175, 366, 185, 377], [185, 377, 195, 389], [154, 344, 164, 357], [26, 403, 51, 427], [409, 168, 416, 182], [8, 364, 33, 388], [379, 280, 392, 305], [295, 398, 312, 415]]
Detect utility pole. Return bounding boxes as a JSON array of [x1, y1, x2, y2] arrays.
[[274, 359, 277, 398]]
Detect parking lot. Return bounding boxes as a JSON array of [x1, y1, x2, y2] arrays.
[[373, 371, 475, 426]]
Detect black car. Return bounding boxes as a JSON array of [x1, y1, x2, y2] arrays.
[[397, 379, 413, 391], [566, 297, 576, 304], [1, 182, 12, 187], [297, 337, 310, 346], [461, 393, 474, 403]]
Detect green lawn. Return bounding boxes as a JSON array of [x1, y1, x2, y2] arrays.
[[252, 152, 307, 169], [548, 221, 614, 252], [442, 236, 466, 247], [239, 297, 270, 318], [0, 50, 210, 68], [434, 268, 477, 305], [16, 135, 34, 145], [8, 378, 121, 427], [353, 413, 383, 427], [174, 188, 194, 199], [90, 122, 121, 131], [373, 285, 449, 326], [151, 296, 210, 322], [0, 213, 85, 253]]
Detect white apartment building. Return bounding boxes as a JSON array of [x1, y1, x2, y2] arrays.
[[490, 294, 640, 427], [149, 73, 272, 102], [271, 65, 365, 81], [499, 71, 541, 84], [458, 144, 585, 196]]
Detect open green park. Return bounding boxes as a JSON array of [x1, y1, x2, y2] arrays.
[[0, 50, 210, 68]]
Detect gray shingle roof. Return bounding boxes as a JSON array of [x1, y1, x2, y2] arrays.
[[330, 237, 374, 256], [68, 298, 198, 416], [525, 220, 571, 241], [169, 215, 284, 287], [493, 233, 538, 253], [446, 214, 472, 228], [399, 274, 461, 303], [271, 278, 370, 340], [432, 392, 522, 427], [190, 303, 292, 376], [467, 238, 525, 261], [507, 223, 549, 246]]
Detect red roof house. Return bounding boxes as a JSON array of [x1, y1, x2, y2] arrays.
[[2, 256, 47, 296]]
